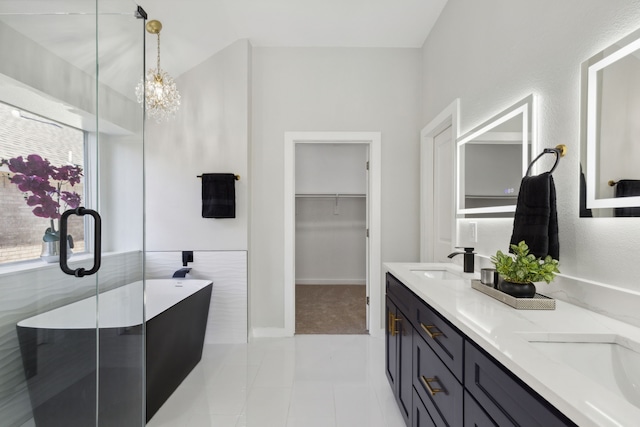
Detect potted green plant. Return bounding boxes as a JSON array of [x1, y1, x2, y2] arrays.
[[490, 240, 560, 298]]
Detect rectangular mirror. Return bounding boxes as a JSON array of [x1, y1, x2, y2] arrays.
[[456, 95, 535, 218], [581, 28, 640, 217]]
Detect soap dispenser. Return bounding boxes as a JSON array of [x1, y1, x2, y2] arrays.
[[447, 247, 475, 273]]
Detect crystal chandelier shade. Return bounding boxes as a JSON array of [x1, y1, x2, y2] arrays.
[[136, 20, 180, 122]]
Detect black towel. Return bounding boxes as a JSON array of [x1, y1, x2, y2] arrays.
[[201, 173, 236, 218], [614, 180, 640, 217], [509, 172, 559, 260]]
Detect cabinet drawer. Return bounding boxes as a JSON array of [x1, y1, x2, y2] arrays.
[[413, 389, 436, 427], [464, 391, 497, 427], [414, 299, 464, 382], [464, 342, 576, 427], [387, 273, 415, 317], [414, 334, 463, 427]]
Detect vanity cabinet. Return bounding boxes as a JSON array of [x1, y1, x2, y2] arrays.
[[385, 273, 576, 427]]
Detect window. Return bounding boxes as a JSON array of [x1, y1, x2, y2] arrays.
[[0, 101, 86, 264]]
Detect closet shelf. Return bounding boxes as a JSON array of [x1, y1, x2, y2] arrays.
[[295, 193, 366, 198], [465, 195, 518, 199]]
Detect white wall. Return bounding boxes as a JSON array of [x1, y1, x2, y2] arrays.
[[296, 197, 366, 285], [99, 135, 144, 252], [422, 0, 640, 325], [145, 40, 251, 251], [295, 144, 367, 194], [251, 47, 421, 332]]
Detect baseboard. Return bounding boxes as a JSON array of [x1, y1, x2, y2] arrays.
[[250, 327, 292, 339], [295, 279, 366, 285], [370, 328, 384, 338]]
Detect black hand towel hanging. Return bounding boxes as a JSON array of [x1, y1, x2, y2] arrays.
[[201, 173, 236, 218], [509, 172, 559, 260], [613, 179, 640, 217]]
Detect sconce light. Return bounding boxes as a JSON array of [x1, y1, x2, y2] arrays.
[[135, 20, 181, 123]]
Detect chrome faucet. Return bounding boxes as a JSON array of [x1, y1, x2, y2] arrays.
[[448, 247, 475, 273]]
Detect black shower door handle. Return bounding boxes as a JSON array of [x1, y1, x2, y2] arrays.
[[59, 207, 102, 277]]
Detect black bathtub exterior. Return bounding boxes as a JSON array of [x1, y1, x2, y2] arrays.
[[146, 283, 212, 421], [16, 281, 212, 426]]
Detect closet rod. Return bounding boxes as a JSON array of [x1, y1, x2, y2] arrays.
[[295, 193, 366, 198]]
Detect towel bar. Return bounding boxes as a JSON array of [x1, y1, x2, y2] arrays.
[[197, 174, 240, 180]]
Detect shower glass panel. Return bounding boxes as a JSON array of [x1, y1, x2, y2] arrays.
[[0, 1, 145, 426]]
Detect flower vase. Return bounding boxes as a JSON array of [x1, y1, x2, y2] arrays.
[[40, 236, 73, 264]]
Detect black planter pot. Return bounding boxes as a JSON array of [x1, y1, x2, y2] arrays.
[[498, 280, 536, 298]]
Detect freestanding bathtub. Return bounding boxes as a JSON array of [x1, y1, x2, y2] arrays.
[[16, 279, 213, 426]]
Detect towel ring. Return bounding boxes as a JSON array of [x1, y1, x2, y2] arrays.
[[526, 144, 567, 177]]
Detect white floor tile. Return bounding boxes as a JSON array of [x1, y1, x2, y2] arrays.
[[148, 335, 403, 427], [188, 412, 240, 427], [286, 415, 336, 427], [240, 386, 292, 427], [288, 382, 335, 419]]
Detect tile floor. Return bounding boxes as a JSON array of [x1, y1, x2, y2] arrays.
[[147, 335, 405, 427]]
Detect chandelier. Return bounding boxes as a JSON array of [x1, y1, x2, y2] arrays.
[[136, 20, 181, 122]]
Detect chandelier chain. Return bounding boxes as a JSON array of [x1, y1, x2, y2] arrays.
[[156, 32, 161, 72]]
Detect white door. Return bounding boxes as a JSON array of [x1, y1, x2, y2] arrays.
[[433, 126, 455, 262]]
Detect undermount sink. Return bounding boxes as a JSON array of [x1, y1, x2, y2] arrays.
[[411, 269, 461, 280], [520, 333, 640, 409]]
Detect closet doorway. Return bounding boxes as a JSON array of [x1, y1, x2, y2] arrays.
[[284, 132, 382, 337], [295, 143, 368, 334]]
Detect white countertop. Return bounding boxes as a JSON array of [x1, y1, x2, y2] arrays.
[[385, 262, 640, 427], [17, 279, 213, 329]]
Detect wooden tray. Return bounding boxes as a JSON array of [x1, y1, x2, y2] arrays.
[[471, 280, 555, 310]]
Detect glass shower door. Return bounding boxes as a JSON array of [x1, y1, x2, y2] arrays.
[[0, 1, 146, 426]]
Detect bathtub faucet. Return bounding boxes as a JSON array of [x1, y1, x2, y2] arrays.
[[173, 268, 192, 278]]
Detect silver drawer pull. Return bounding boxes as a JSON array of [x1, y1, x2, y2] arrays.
[[420, 323, 443, 339], [421, 376, 444, 396]]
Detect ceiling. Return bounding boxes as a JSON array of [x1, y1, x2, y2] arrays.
[[140, 0, 448, 79], [0, 0, 448, 100]]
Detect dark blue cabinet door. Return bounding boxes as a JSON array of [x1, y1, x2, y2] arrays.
[[464, 391, 498, 427], [386, 297, 399, 389], [465, 342, 576, 427], [413, 389, 437, 427], [386, 295, 412, 426]]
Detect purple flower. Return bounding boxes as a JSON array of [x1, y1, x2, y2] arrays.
[[7, 155, 54, 179], [60, 191, 81, 209], [28, 195, 60, 218], [2, 154, 83, 221], [11, 174, 55, 195], [51, 165, 83, 184]]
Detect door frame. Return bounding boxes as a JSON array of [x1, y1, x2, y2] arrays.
[[420, 99, 460, 262], [284, 132, 381, 337]]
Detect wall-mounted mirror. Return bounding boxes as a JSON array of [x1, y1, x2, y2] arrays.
[[456, 95, 535, 218], [581, 28, 640, 217]]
